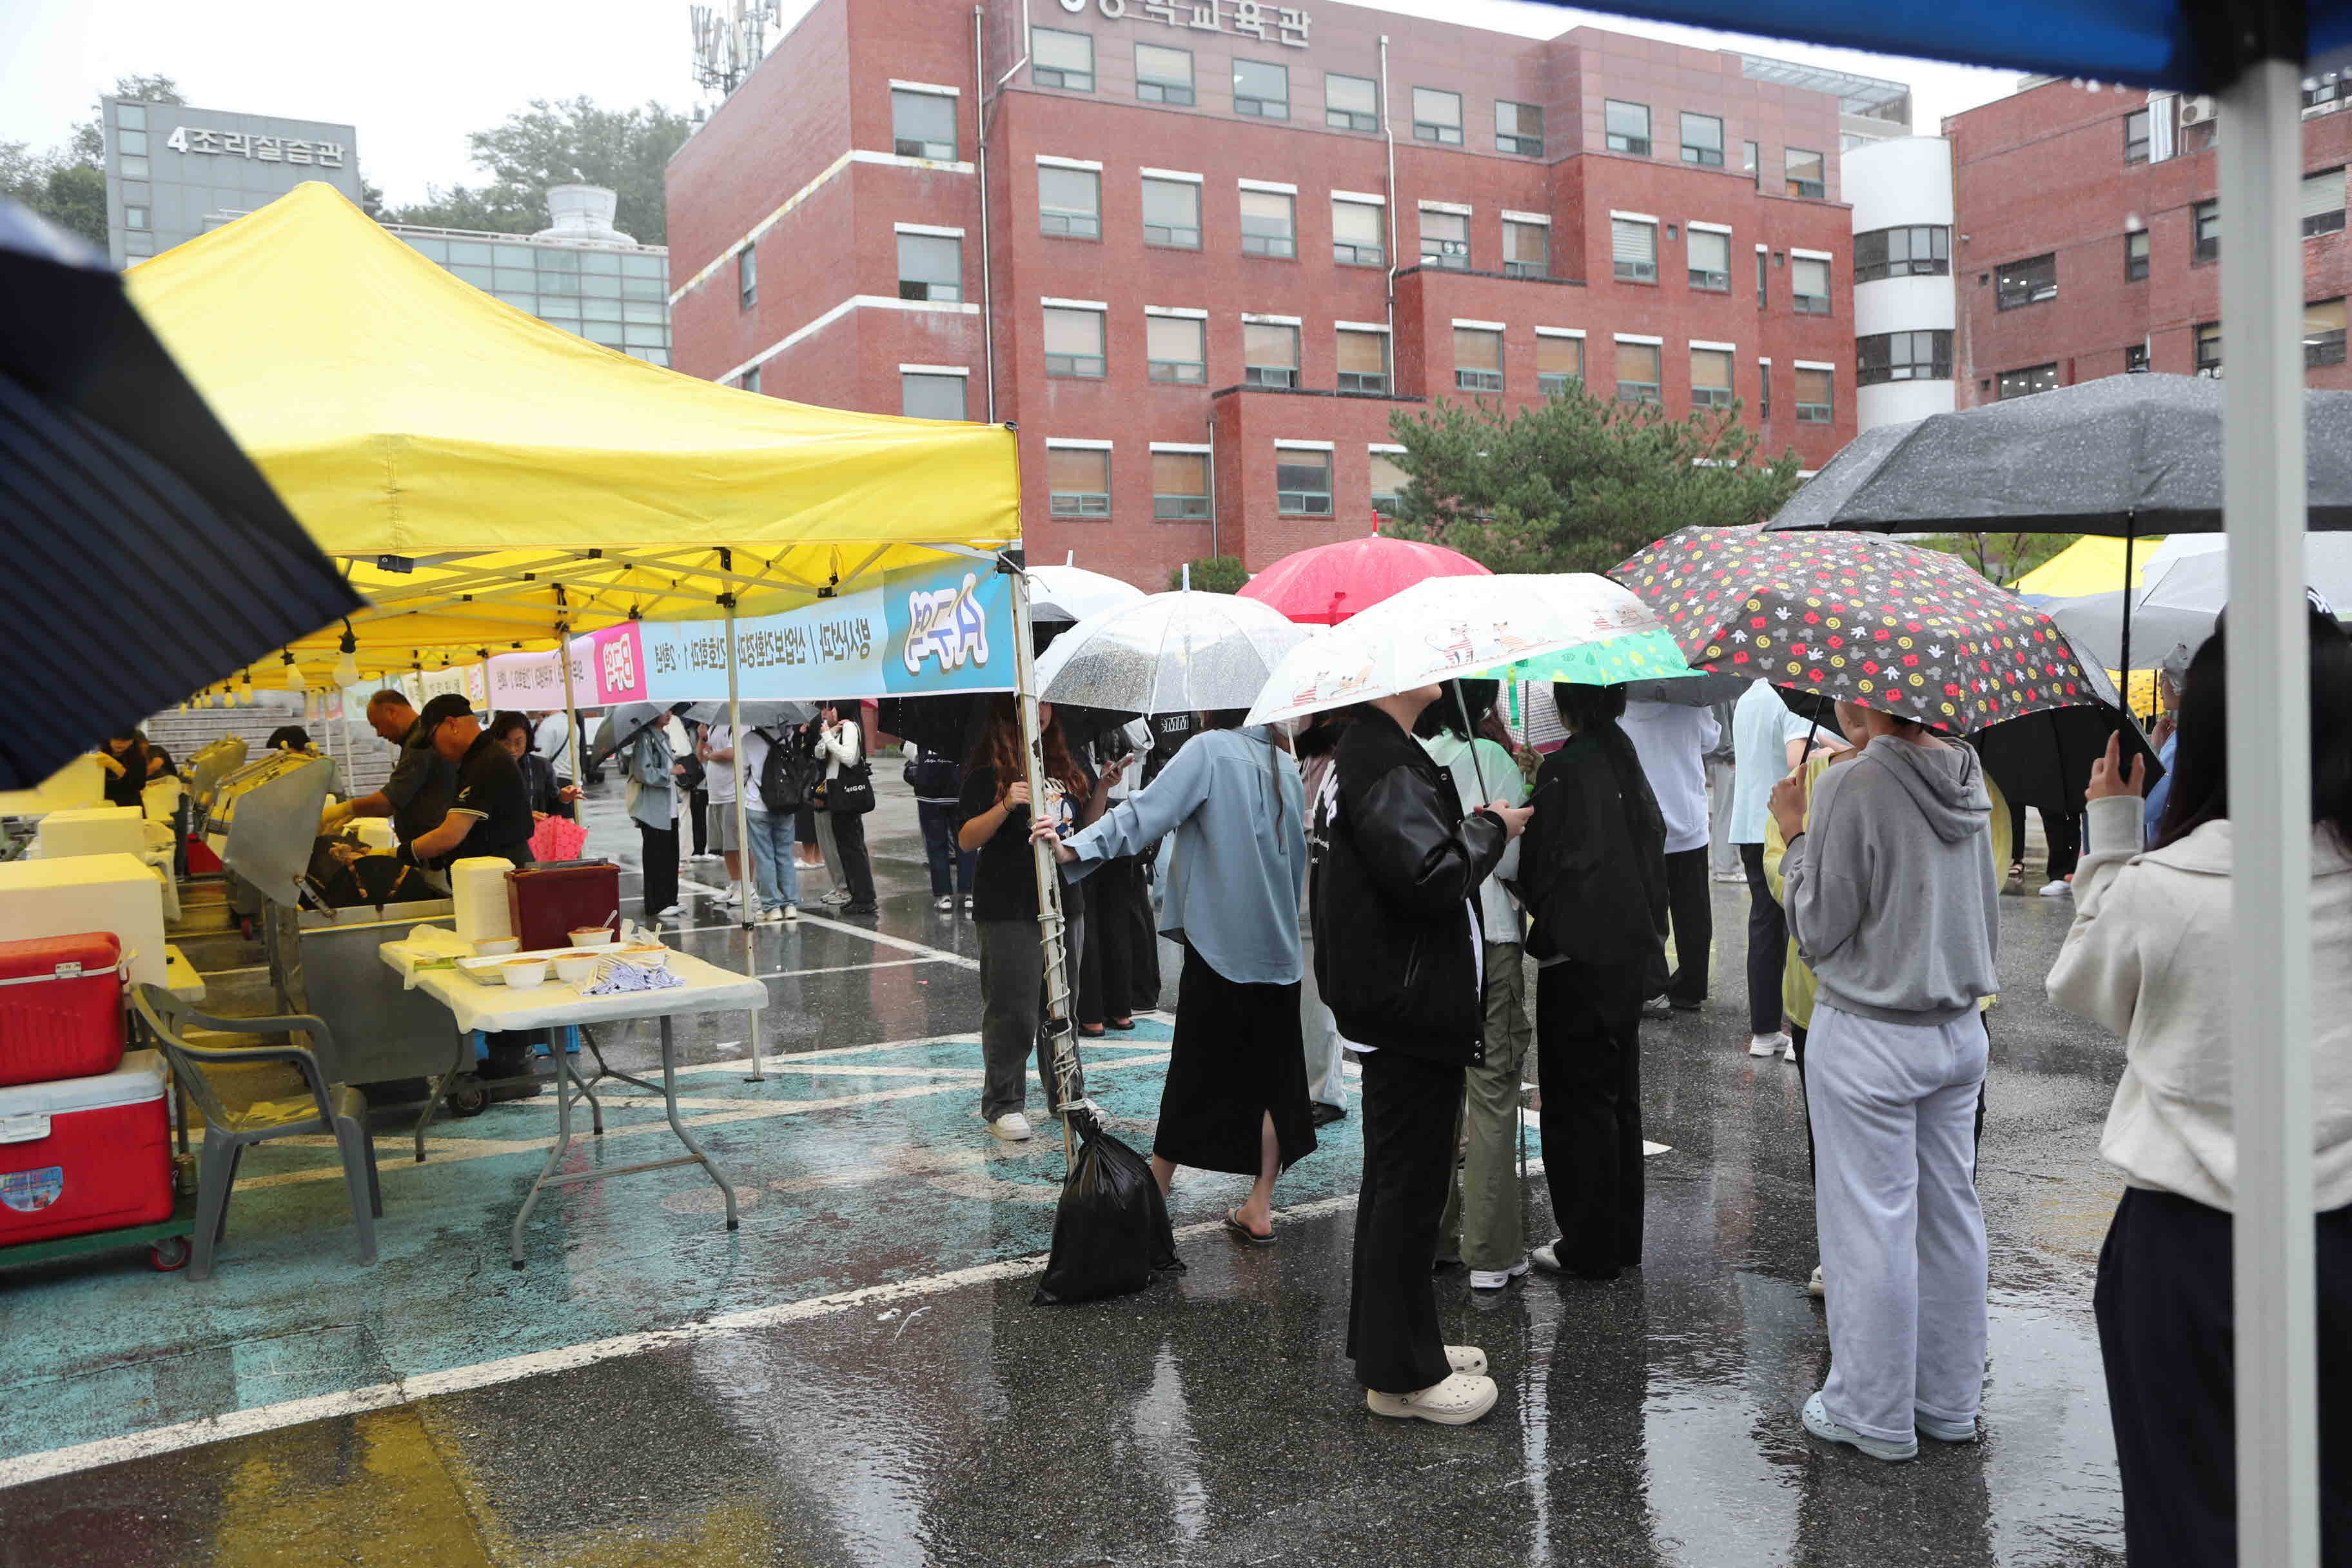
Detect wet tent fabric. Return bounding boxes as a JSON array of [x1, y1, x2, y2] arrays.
[[123, 182, 1018, 571]]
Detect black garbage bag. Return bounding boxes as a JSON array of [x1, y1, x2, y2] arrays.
[[1032, 1107, 1185, 1306]]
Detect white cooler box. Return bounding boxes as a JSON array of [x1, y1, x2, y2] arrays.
[[0, 855, 167, 990], [36, 807, 147, 860]]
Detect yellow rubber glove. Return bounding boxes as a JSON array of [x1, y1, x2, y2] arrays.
[[320, 799, 357, 831]]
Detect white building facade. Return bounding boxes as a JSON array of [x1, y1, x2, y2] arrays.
[[1847, 137, 1958, 430]]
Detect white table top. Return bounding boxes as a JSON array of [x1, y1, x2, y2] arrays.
[[162, 943, 205, 1003], [378, 941, 766, 1034]]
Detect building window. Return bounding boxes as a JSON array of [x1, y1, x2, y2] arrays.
[[1757, 360, 1772, 418], [1368, 451, 1407, 516], [1496, 100, 1542, 156], [1785, 147, 1826, 199], [1756, 248, 1769, 307], [1453, 326, 1503, 392], [1681, 112, 1725, 168], [1615, 341, 1661, 402], [1141, 177, 1200, 248], [743, 367, 761, 395], [901, 371, 966, 420], [1153, 451, 1211, 519], [1047, 447, 1111, 517], [1420, 210, 1469, 270], [1039, 166, 1101, 239], [1413, 87, 1463, 145], [124, 206, 148, 230], [2125, 229, 2150, 280], [2309, 73, 2346, 111], [1612, 216, 1657, 283], [1333, 199, 1385, 266], [1033, 28, 1094, 92], [2124, 107, 2151, 164], [1043, 306, 1107, 378], [1687, 228, 1730, 291], [1234, 59, 1289, 118], [1240, 188, 1296, 258], [1605, 100, 1650, 156], [1794, 366, 1833, 423], [1998, 363, 2061, 398], [738, 248, 756, 309], [115, 103, 146, 132], [897, 233, 962, 302], [2126, 342, 2150, 371], [892, 89, 956, 159], [1136, 44, 1195, 106], [2309, 299, 2347, 366], [1743, 140, 1759, 188], [1326, 73, 1378, 132], [1852, 225, 1950, 282], [2304, 169, 2347, 237], [1537, 335, 1582, 397], [2193, 200, 2220, 262], [1146, 315, 1206, 383], [1691, 347, 1734, 407], [1995, 252, 2058, 309], [1503, 220, 1549, 279], [2195, 322, 2222, 373], [119, 155, 148, 179], [1275, 448, 1333, 515], [1337, 328, 1389, 393], [1791, 255, 1830, 313], [1854, 329, 1954, 386], [1244, 321, 1300, 387]]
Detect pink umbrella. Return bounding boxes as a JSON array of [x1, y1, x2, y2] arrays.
[[1235, 525, 1491, 625]]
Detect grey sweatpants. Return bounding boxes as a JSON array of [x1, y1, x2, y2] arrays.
[[1807, 1000, 1990, 1445]]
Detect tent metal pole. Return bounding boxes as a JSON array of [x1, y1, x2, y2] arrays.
[[719, 549, 767, 1084], [2220, 57, 2318, 1568], [1006, 551, 1079, 1166]]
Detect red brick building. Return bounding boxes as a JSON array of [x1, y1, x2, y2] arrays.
[[666, 0, 1868, 587], [1947, 78, 2352, 404]]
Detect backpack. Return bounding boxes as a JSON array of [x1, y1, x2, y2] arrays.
[[755, 729, 818, 814]]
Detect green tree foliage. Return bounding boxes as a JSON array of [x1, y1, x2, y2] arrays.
[[1383, 384, 1803, 574], [1170, 556, 1249, 593], [1914, 531, 2081, 587], [384, 98, 689, 242], [1, 75, 183, 247]]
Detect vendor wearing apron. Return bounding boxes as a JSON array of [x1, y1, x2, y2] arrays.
[[400, 695, 540, 1090]]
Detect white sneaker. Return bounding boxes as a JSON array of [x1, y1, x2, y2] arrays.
[[717, 887, 740, 905], [1917, 1410, 1980, 1443], [758, 905, 781, 925], [1530, 1242, 1563, 1275], [1807, 1264, 1826, 1298], [961, 894, 974, 911], [1749, 1032, 1790, 1058], [1446, 1344, 1488, 1377], [1366, 1372, 1498, 1426], [1802, 1391, 1916, 1461], [989, 1112, 1034, 1142], [934, 895, 954, 910], [2039, 878, 2072, 897], [782, 904, 799, 923], [654, 904, 683, 921], [1642, 994, 1674, 1017], [821, 888, 852, 906], [1469, 1257, 1530, 1290], [1783, 1037, 1800, 1063]]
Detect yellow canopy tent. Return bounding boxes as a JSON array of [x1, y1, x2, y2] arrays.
[[125, 182, 1021, 681], [2014, 534, 2163, 597]]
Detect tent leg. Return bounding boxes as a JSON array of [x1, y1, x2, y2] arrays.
[[2220, 58, 2319, 1568], [1006, 553, 1079, 1169], [719, 554, 767, 1084]]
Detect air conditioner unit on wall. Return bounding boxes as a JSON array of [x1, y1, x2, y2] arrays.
[[2180, 95, 2217, 126]]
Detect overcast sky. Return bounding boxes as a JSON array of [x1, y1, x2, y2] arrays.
[[1, 0, 2018, 210]]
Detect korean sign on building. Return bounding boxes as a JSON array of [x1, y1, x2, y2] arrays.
[[1056, 0, 1311, 46], [162, 126, 346, 166]]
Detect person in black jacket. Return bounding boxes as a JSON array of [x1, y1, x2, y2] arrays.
[[1518, 682, 1671, 1281], [1313, 683, 1529, 1425]]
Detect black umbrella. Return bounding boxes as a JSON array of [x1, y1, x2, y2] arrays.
[[874, 693, 1135, 764], [1765, 373, 2352, 537], [0, 202, 362, 787], [1972, 634, 2166, 815]]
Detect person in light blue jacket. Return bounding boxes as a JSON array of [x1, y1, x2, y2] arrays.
[[1041, 711, 1311, 1246]]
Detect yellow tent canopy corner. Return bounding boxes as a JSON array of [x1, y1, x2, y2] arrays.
[[126, 182, 1021, 664], [2014, 534, 2164, 597]]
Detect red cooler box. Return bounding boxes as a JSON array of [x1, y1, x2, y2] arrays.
[[507, 861, 621, 952], [0, 1050, 171, 1247], [0, 933, 125, 1089]]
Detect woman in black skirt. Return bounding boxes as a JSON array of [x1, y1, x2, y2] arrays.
[[1040, 710, 1311, 1244]]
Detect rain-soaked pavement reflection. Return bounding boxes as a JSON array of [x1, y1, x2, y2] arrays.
[[0, 782, 2128, 1565]]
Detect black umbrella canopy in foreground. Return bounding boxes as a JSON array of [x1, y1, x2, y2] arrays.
[[1972, 636, 2166, 814], [1766, 373, 2352, 537], [0, 202, 362, 789]]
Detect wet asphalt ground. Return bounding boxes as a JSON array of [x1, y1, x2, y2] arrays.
[[0, 774, 2128, 1567]]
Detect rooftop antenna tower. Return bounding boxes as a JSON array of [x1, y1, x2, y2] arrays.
[[690, 0, 781, 97]]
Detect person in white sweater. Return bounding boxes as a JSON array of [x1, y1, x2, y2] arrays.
[[2047, 611, 2352, 1568]]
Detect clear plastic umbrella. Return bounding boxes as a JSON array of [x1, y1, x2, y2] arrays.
[[1033, 591, 1311, 715], [1027, 563, 1148, 625]]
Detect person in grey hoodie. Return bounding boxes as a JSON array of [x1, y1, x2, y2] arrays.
[[1771, 700, 2000, 1464]]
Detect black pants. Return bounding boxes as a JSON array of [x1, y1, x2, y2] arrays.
[[1349, 1048, 1463, 1395], [1079, 855, 1147, 1025], [1792, 1018, 1989, 1186], [1740, 843, 1785, 1037], [2095, 1188, 2352, 1567], [1537, 960, 1645, 1278], [2041, 807, 2082, 881], [830, 808, 876, 907], [688, 788, 710, 856], [1658, 847, 1713, 1005], [636, 821, 678, 919]]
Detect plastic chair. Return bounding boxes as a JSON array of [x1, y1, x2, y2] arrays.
[[130, 983, 380, 1281]]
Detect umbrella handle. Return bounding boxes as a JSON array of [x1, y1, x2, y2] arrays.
[[1453, 683, 1491, 801]]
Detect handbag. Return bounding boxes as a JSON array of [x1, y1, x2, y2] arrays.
[[819, 760, 876, 814]]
